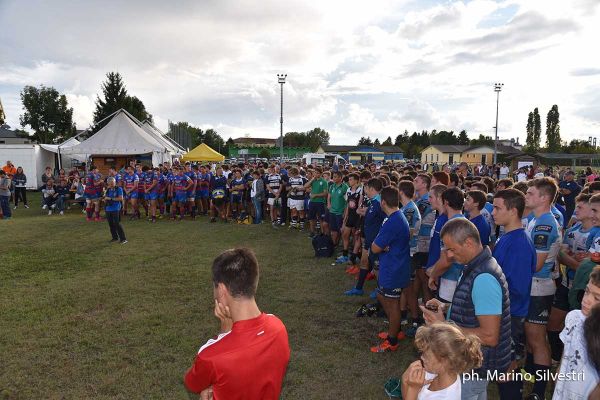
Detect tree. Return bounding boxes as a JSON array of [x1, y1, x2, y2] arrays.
[[225, 137, 235, 157], [374, 138, 381, 146], [258, 148, 271, 159], [533, 107, 541, 151], [203, 128, 225, 154], [305, 127, 330, 151], [382, 136, 393, 146], [457, 130, 469, 145], [19, 85, 75, 143], [545, 105, 561, 152], [395, 130, 409, 146], [358, 136, 373, 146], [525, 111, 535, 151], [93, 72, 152, 128], [470, 134, 494, 147], [563, 139, 596, 154]]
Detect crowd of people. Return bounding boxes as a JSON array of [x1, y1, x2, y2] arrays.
[[4, 157, 600, 399]]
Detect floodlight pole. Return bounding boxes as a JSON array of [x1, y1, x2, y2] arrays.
[[493, 83, 503, 165], [278, 74, 287, 161]]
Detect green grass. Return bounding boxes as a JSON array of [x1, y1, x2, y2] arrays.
[[0, 193, 502, 399]]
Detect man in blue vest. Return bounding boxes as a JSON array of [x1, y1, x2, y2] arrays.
[[422, 218, 511, 399]]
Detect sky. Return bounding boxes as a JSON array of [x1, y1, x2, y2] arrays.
[[1, 0, 599, 145]]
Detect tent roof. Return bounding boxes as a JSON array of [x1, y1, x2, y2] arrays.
[[61, 110, 168, 155], [181, 143, 225, 162], [39, 137, 80, 153], [141, 121, 185, 153]]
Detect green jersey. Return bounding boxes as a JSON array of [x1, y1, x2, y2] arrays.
[[329, 182, 349, 215], [310, 178, 328, 203]]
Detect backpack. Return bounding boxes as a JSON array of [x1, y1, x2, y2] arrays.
[[312, 234, 334, 257]]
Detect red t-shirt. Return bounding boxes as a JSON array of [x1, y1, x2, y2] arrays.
[[184, 313, 290, 399]]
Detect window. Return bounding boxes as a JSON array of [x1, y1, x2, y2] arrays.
[[436, 154, 439, 162]]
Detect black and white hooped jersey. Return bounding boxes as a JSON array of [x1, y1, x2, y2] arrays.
[[267, 174, 282, 198], [288, 176, 307, 200]]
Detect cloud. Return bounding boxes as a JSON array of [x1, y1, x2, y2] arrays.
[[0, 0, 599, 145]]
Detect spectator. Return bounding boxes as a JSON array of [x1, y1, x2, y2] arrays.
[[559, 170, 582, 224], [250, 170, 265, 224], [41, 179, 58, 215], [499, 163, 509, 179], [13, 166, 28, 208], [2, 160, 16, 178], [55, 177, 70, 215], [553, 267, 600, 399], [422, 218, 511, 399], [0, 170, 12, 219], [184, 248, 290, 399], [401, 322, 483, 400], [41, 166, 54, 186]]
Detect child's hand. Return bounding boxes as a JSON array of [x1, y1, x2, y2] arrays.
[[402, 360, 433, 389]]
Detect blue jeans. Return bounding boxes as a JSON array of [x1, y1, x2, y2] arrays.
[[56, 195, 67, 212], [252, 197, 262, 224], [461, 374, 488, 400], [0, 195, 11, 218]]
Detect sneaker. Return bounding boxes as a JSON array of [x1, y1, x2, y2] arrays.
[[344, 288, 364, 296], [59, 211, 64, 215], [355, 303, 379, 317], [366, 272, 376, 281], [48, 210, 52, 215], [86, 217, 92, 222], [346, 266, 360, 275], [370, 339, 399, 353], [24, 205, 29, 209], [210, 217, 216, 223], [120, 240, 128, 244], [369, 290, 378, 299], [51, 204, 56, 209], [377, 331, 406, 341], [13, 205, 17, 209], [42, 204, 47, 210], [400, 318, 409, 327], [335, 255, 349, 264], [405, 323, 419, 338]]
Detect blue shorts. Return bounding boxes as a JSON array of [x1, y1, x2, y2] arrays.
[[126, 191, 138, 200], [196, 190, 209, 199], [308, 202, 326, 220], [328, 212, 344, 232], [187, 190, 195, 200], [85, 192, 99, 200], [376, 285, 403, 299], [174, 192, 187, 203], [230, 194, 243, 204], [145, 192, 158, 201]]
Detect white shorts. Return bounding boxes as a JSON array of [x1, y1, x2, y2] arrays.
[[267, 197, 280, 207], [288, 198, 305, 210]]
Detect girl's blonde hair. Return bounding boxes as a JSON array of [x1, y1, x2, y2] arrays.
[[414, 322, 483, 374]]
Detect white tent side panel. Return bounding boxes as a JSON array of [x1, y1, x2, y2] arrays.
[[0, 144, 54, 189]]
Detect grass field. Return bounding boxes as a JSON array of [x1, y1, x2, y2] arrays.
[[0, 193, 513, 399]]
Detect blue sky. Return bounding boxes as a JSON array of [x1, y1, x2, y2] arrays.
[[1, 0, 599, 145]]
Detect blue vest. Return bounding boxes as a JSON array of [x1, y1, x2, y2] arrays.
[[449, 246, 512, 374]]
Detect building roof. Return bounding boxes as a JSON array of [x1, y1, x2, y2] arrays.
[[0, 125, 21, 138], [376, 145, 403, 153], [321, 144, 357, 152], [232, 137, 277, 145], [426, 144, 470, 153]]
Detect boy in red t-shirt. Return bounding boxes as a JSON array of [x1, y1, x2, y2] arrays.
[[184, 248, 290, 399]]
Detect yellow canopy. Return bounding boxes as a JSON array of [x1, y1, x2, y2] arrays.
[[181, 143, 225, 162]]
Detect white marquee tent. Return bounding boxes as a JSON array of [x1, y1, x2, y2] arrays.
[[61, 109, 182, 166]]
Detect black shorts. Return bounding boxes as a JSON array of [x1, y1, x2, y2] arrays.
[[412, 252, 428, 269], [526, 295, 554, 325], [346, 214, 360, 228], [410, 256, 420, 280], [552, 284, 571, 312], [308, 202, 326, 220], [329, 213, 344, 232], [213, 198, 225, 207]]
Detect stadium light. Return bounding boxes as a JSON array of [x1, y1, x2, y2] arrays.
[[493, 83, 504, 165], [277, 74, 287, 161]]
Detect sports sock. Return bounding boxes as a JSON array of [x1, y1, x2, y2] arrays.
[[300, 218, 305, 229], [356, 268, 369, 290], [400, 310, 408, 320], [548, 330, 563, 362], [524, 352, 534, 374], [532, 364, 550, 398], [343, 249, 348, 257]]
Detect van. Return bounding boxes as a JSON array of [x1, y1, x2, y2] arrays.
[[302, 153, 346, 167]]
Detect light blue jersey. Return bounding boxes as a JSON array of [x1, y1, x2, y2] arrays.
[[401, 200, 422, 256]]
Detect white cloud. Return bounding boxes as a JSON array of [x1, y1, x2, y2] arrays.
[[0, 0, 599, 146]]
